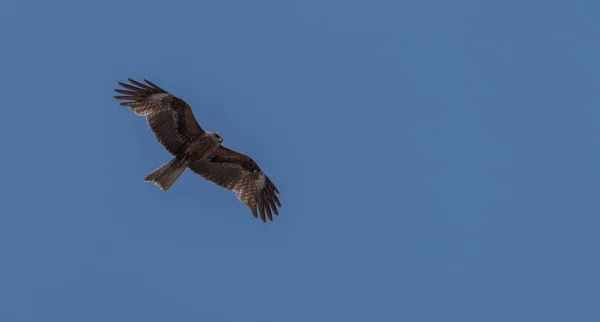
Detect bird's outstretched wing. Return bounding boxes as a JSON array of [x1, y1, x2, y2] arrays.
[[114, 78, 205, 155], [189, 146, 281, 222]]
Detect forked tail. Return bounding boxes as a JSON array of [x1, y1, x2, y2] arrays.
[[144, 156, 189, 191]]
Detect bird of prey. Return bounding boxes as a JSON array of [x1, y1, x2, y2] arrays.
[[114, 78, 281, 222]]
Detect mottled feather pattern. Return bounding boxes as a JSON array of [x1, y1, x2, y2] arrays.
[[197, 145, 281, 221], [189, 158, 281, 222], [114, 78, 205, 155]]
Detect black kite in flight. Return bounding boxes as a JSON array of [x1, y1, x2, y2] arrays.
[[114, 78, 281, 222]]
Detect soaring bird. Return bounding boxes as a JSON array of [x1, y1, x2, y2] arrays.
[[114, 78, 281, 222]]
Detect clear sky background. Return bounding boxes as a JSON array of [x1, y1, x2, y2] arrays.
[[0, 0, 598, 321]]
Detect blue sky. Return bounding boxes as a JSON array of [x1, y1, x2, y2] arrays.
[[1, 0, 599, 321]]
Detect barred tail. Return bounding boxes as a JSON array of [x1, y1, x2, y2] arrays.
[[144, 157, 189, 191]]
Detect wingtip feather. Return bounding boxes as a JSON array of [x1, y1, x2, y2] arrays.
[[257, 196, 266, 223]]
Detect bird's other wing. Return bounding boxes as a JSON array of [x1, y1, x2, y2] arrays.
[[114, 78, 205, 155], [188, 146, 281, 222]]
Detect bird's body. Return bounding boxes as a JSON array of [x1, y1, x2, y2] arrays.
[[114, 78, 281, 222], [184, 132, 223, 159]]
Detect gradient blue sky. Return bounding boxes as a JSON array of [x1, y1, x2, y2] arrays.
[[1, 0, 599, 321]]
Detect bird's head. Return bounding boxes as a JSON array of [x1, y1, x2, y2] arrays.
[[212, 132, 224, 144]]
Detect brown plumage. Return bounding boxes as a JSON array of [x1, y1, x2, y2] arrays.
[[114, 78, 281, 223]]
